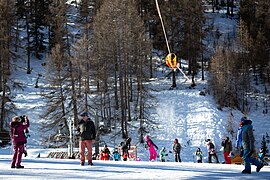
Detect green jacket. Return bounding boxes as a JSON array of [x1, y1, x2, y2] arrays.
[[159, 150, 168, 161]]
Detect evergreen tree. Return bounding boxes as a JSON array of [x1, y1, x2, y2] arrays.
[[29, 0, 52, 59]]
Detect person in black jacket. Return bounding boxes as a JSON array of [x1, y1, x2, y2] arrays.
[[77, 112, 96, 166], [173, 138, 182, 162], [122, 138, 132, 161]]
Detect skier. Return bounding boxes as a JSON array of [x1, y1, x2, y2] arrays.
[[10, 115, 30, 168], [240, 117, 264, 174], [206, 139, 219, 163], [221, 137, 232, 164], [159, 147, 168, 162], [195, 147, 203, 163], [173, 138, 182, 162], [145, 135, 158, 161]]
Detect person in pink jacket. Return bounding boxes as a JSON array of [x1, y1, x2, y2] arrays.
[[10, 115, 30, 168], [145, 135, 158, 161]]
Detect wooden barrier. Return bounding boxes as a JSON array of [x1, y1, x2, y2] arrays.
[[47, 151, 80, 159], [47, 145, 137, 161]]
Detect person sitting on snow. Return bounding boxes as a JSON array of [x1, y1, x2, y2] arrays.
[[100, 144, 111, 160]]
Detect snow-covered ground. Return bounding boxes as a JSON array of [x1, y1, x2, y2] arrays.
[[1, 148, 270, 179]]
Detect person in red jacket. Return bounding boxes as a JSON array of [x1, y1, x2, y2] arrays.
[[10, 115, 30, 169]]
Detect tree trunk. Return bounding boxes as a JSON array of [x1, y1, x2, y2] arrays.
[[26, 14, 31, 74]]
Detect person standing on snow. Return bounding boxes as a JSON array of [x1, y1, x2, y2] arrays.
[[113, 148, 121, 161], [240, 117, 264, 174], [221, 137, 232, 164], [206, 139, 219, 163], [10, 115, 30, 168], [77, 112, 96, 166], [159, 147, 168, 162], [173, 138, 182, 162], [145, 135, 158, 161], [195, 147, 203, 163], [122, 137, 132, 161]]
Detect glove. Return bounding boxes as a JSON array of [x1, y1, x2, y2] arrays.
[[247, 150, 253, 157], [240, 147, 244, 157]]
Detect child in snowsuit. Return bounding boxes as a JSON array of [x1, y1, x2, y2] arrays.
[[206, 139, 219, 163], [113, 148, 121, 161], [159, 147, 168, 162], [195, 147, 203, 163], [145, 135, 158, 161], [173, 138, 182, 162]]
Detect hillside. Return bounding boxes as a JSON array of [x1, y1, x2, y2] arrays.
[[4, 56, 270, 164]]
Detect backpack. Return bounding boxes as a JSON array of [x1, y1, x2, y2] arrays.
[[235, 127, 243, 149], [209, 142, 215, 149]]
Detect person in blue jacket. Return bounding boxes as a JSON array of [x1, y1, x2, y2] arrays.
[[240, 117, 264, 174]]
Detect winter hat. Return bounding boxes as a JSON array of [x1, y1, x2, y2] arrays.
[[80, 112, 88, 117], [12, 116, 20, 122], [241, 116, 246, 121]]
